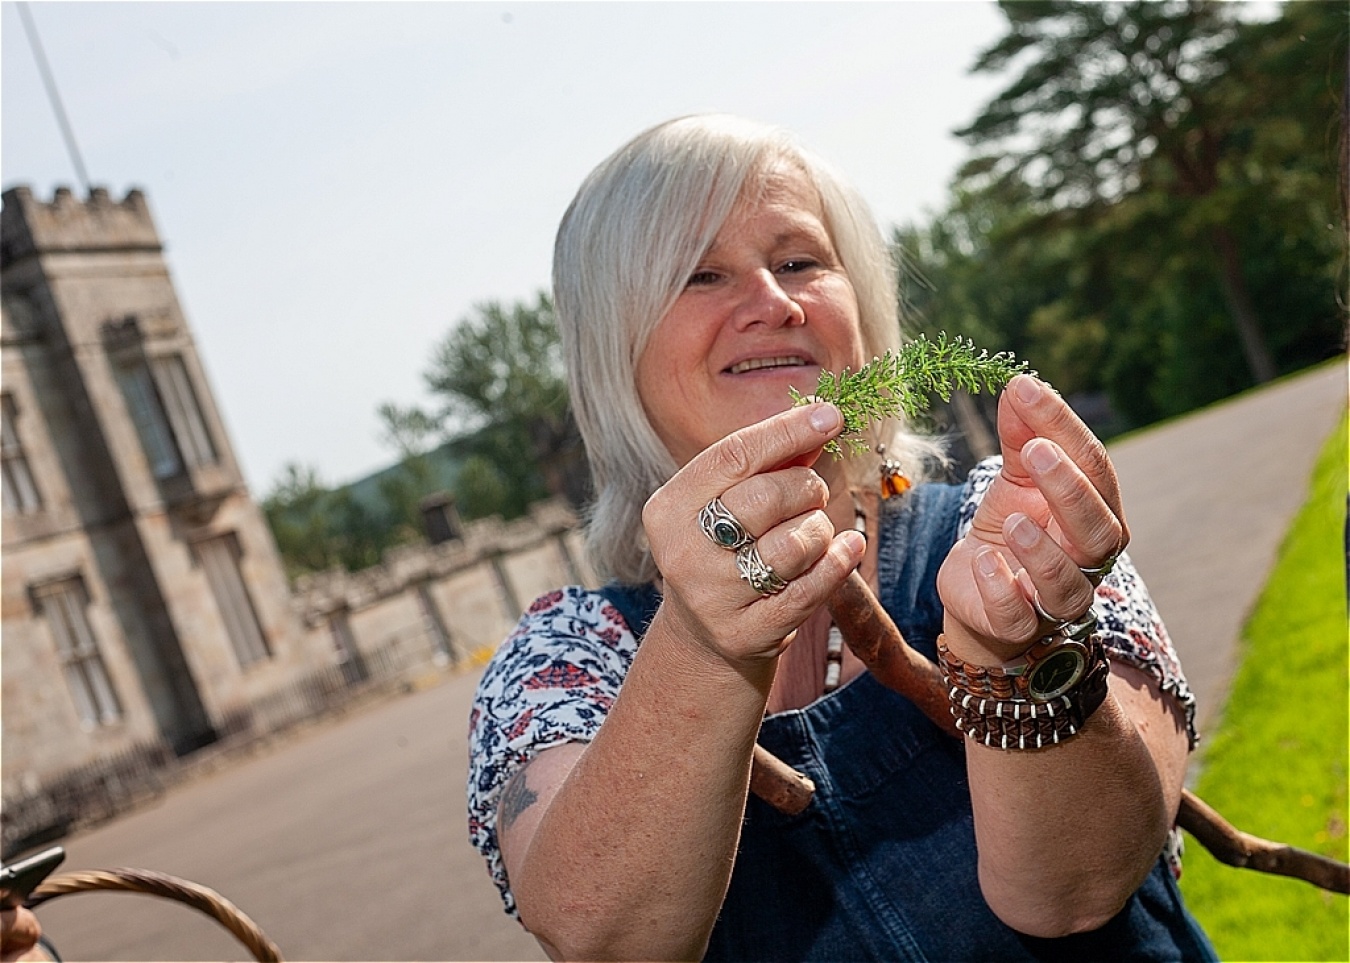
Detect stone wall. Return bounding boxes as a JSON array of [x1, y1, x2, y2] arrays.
[[291, 498, 596, 672]]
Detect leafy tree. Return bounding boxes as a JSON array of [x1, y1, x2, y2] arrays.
[[262, 463, 393, 576], [454, 454, 510, 520], [955, 0, 1344, 391], [264, 294, 585, 576], [940, 0, 1344, 425], [384, 291, 586, 521], [374, 401, 440, 543], [893, 186, 1126, 463]]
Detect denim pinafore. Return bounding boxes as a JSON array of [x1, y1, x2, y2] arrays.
[[600, 482, 1218, 962]]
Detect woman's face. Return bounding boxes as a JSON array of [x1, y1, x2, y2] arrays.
[[635, 162, 866, 467]]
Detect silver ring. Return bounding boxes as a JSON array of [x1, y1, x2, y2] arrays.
[[1058, 608, 1099, 642], [1031, 591, 1073, 630], [1033, 593, 1098, 640], [699, 497, 754, 551], [1079, 554, 1119, 582], [736, 543, 788, 596]]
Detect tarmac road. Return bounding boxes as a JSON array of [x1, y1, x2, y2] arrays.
[[32, 669, 546, 962], [26, 361, 1347, 962], [1107, 360, 1345, 740]]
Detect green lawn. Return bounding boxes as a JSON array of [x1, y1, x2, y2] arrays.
[[1179, 410, 1349, 961]]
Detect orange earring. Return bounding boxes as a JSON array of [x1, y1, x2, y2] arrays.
[[877, 444, 911, 499]]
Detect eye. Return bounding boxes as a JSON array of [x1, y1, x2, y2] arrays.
[[685, 269, 720, 287], [776, 258, 818, 275]]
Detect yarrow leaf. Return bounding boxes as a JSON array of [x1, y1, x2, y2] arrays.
[[789, 332, 1034, 457]]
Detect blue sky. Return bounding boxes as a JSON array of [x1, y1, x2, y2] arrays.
[[3, 1, 1011, 492]]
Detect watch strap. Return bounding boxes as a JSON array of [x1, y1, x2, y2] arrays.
[[943, 635, 1111, 751]]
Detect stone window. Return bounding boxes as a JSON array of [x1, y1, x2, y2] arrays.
[[116, 362, 182, 478], [153, 354, 217, 468], [195, 532, 271, 668], [117, 353, 217, 479], [1, 393, 43, 514], [32, 576, 122, 726]]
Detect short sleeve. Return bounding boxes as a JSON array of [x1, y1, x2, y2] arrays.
[[957, 458, 1199, 748], [466, 586, 639, 918]]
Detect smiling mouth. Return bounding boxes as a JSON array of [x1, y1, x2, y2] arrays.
[[728, 356, 811, 374]]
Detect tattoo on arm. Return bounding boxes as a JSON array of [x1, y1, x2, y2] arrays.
[[499, 770, 539, 830]]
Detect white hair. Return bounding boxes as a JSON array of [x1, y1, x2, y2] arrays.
[[553, 114, 941, 585]]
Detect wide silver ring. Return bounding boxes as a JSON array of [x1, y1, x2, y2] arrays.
[[1057, 608, 1099, 642], [736, 543, 788, 596], [700, 497, 754, 551], [1031, 588, 1096, 642], [1079, 554, 1119, 583], [1032, 592, 1096, 636]]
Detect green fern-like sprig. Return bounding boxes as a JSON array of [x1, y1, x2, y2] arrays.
[[790, 332, 1034, 456]]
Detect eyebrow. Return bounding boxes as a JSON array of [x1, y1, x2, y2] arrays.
[[703, 223, 832, 259]]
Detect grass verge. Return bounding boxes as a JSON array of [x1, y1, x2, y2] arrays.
[[1178, 409, 1348, 961]]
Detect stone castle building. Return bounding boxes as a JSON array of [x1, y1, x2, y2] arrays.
[[1, 184, 319, 781], [1, 186, 592, 849]]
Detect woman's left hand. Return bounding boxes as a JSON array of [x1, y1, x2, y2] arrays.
[[936, 374, 1129, 660]]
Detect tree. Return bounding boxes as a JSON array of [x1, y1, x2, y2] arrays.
[[262, 463, 393, 576], [894, 183, 1122, 461], [374, 401, 440, 543], [382, 291, 587, 521], [961, 4, 1339, 386], [945, 0, 1344, 423]]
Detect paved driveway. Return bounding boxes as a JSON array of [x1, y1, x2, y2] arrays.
[[32, 672, 546, 961], [1107, 361, 1345, 739]]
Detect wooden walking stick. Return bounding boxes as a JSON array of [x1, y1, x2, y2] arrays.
[[749, 571, 1350, 895]]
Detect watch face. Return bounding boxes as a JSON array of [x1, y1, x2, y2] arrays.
[[1026, 644, 1088, 701]]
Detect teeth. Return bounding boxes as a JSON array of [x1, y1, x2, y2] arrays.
[[730, 356, 807, 374]]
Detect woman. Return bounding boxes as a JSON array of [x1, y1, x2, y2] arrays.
[[468, 115, 1216, 961]]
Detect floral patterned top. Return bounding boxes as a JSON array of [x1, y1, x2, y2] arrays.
[[466, 458, 1198, 918]]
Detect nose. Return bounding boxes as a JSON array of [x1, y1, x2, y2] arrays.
[[732, 269, 805, 330]]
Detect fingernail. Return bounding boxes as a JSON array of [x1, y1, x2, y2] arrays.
[[1008, 513, 1039, 549], [840, 529, 865, 555], [1025, 439, 1059, 473], [1014, 376, 1041, 405], [809, 404, 841, 433], [976, 549, 1000, 578]]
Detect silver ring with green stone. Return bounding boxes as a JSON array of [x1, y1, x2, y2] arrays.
[[700, 497, 754, 551]]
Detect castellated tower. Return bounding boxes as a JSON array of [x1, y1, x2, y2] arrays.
[[1, 185, 317, 799]]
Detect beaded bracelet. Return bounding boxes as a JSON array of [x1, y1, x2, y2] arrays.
[[941, 635, 1111, 751]]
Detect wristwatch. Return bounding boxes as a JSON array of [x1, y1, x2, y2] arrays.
[[938, 609, 1099, 703], [948, 648, 1111, 751]]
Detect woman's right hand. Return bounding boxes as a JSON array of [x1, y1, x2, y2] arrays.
[[641, 402, 865, 672], [503, 404, 861, 961]]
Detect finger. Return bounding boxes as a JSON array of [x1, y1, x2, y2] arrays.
[[751, 508, 839, 586], [787, 527, 867, 602], [1003, 512, 1096, 623], [718, 467, 830, 542], [971, 546, 1042, 646], [1021, 438, 1125, 569], [723, 524, 864, 628], [1, 908, 41, 957], [999, 376, 1129, 547], [683, 403, 843, 501]]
